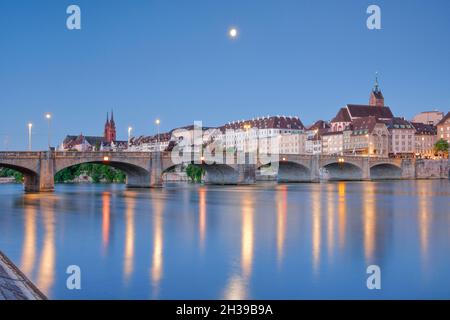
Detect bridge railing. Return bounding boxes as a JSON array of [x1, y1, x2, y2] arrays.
[[54, 151, 157, 157], [0, 151, 44, 158]]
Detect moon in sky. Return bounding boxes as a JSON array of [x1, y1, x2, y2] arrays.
[[228, 27, 238, 39]]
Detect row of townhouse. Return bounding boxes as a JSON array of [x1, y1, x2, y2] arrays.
[[61, 84, 447, 159], [318, 85, 442, 158]]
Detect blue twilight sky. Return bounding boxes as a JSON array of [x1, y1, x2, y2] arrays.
[[0, 0, 449, 150]]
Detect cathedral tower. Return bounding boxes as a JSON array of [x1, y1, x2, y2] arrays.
[[369, 73, 385, 107]]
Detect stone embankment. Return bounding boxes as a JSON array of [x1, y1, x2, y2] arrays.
[[0, 251, 46, 300]]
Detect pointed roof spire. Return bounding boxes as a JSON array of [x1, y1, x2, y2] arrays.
[[110, 109, 115, 126], [374, 71, 380, 93], [106, 112, 109, 124]]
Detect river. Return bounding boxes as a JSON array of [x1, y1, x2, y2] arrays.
[[0, 180, 449, 299]]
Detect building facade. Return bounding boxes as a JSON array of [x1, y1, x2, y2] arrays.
[[343, 116, 389, 157], [60, 111, 126, 151], [321, 131, 343, 155], [411, 122, 437, 158], [330, 80, 394, 132], [279, 132, 306, 154], [437, 112, 450, 143], [214, 116, 305, 154], [385, 118, 415, 157], [304, 120, 330, 155]]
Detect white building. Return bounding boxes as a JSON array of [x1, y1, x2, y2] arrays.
[[279, 132, 306, 154], [321, 131, 344, 155], [214, 116, 305, 155], [385, 118, 415, 157]]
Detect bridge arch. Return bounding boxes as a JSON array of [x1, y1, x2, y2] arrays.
[[0, 162, 37, 176], [55, 160, 151, 187], [176, 163, 240, 185], [370, 163, 402, 180], [0, 162, 39, 190], [322, 162, 363, 180], [258, 161, 311, 182]]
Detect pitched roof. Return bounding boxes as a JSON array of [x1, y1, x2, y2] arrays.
[[411, 122, 437, 135], [63, 135, 106, 145], [306, 120, 330, 140], [351, 116, 386, 135], [307, 120, 330, 131], [346, 104, 394, 119], [437, 112, 450, 126], [130, 132, 172, 145], [383, 117, 414, 130], [331, 108, 351, 123], [221, 116, 305, 131], [322, 131, 343, 136]]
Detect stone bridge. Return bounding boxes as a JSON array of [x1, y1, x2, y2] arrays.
[[267, 154, 412, 182], [0, 151, 448, 192]]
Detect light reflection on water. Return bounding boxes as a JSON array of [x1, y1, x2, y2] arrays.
[[0, 180, 449, 299]]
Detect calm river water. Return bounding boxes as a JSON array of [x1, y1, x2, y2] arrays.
[[0, 180, 449, 299]]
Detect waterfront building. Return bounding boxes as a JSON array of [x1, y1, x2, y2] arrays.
[[171, 124, 219, 153], [412, 111, 444, 126], [129, 133, 171, 152], [384, 117, 415, 158], [411, 122, 437, 158], [321, 131, 343, 155], [304, 120, 330, 155], [330, 80, 394, 132], [214, 116, 305, 154], [343, 116, 389, 157], [279, 132, 307, 154], [61, 134, 103, 152], [129, 124, 218, 153], [437, 112, 450, 143]]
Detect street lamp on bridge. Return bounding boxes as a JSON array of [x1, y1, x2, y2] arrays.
[[27, 123, 33, 151], [155, 119, 161, 151], [128, 127, 133, 150], [45, 113, 52, 149]]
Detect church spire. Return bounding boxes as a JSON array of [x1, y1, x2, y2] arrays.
[[373, 71, 380, 93], [369, 72, 384, 107]]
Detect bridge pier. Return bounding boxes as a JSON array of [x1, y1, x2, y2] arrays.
[[126, 173, 152, 188], [149, 152, 163, 187], [24, 152, 55, 193], [401, 159, 416, 179], [362, 158, 371, 181], [310, 155, 320, 182], [236, 153, 256, 185], [125, 152, 163, 188]]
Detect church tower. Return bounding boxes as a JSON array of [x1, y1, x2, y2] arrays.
[[104, 112, 110, 141], [369, 73, 385, 107], [109, 110, 117, 142], [104, 111, 117, 143]]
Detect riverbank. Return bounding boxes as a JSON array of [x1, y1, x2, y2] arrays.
[[0, 177, 16, 184], [0, 251, 46, 300]]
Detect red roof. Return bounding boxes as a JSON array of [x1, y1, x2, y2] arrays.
[[221, 116, 305, 131], [411, 122, 437, 135], [346, 104, 394, 119], [351, 116, 386, 135], [331, 108, 351, 123]]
